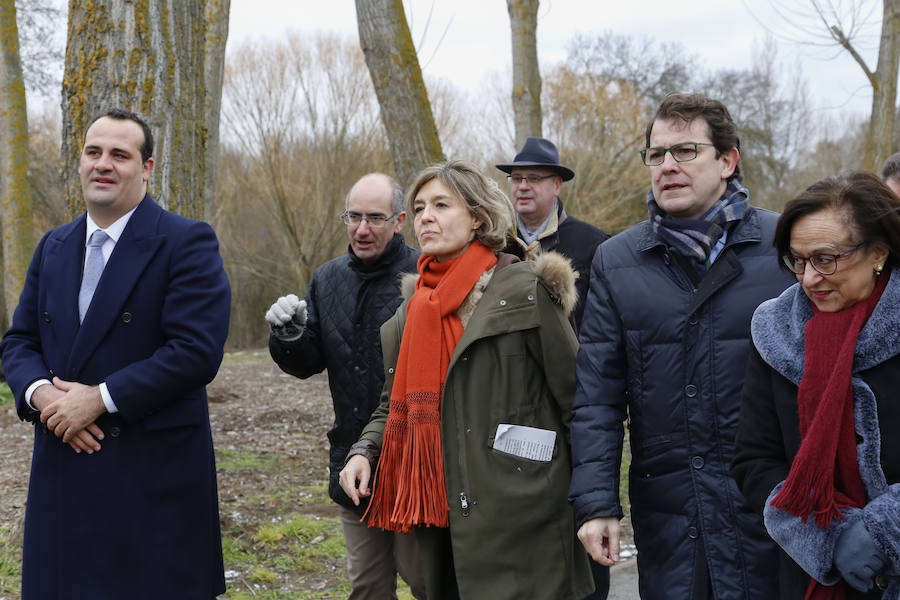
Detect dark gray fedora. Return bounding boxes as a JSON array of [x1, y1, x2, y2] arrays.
[[496, 136, 575, 181]]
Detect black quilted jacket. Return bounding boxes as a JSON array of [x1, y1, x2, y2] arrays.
[[269, 234, 418, 510]]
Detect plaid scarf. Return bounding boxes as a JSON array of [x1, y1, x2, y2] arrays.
[[647, 180, 749, 264]]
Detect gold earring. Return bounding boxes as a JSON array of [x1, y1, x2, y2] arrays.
[[874, 264, 884, 275]]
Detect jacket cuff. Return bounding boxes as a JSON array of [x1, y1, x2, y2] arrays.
[[572, 498, 624, 530], [346, 439, 380, 471], [763, 481, 860, 584]]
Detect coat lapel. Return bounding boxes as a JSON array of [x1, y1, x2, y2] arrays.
[[44, 215, 88, 354], [67, 197, 165, 377]]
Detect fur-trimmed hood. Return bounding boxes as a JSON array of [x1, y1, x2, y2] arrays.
[[400, 251, 578, 323]]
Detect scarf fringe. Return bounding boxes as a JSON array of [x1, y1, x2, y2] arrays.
[[366, 398, 450, 534]]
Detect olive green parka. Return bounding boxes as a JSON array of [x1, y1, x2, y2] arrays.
[[359, 252, 593, 600]]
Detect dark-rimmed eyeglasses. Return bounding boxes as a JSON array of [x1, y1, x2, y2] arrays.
[[507, 174, 556, 186], [340, 212, 397, 228], [640, 142, 716, 166], [781, 243, 865, 275]]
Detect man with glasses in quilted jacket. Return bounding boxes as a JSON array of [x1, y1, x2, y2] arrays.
[[266, 173, 423, 599]]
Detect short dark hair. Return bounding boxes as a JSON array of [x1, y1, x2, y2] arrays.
[[645, 93, 742, 183], [88, 108, 154, 163], [774, 171, 900, 271], [882, 152, 900, 181]]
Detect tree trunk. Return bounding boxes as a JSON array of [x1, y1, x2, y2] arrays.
[[61, 0, 230, 220], [507, 0, 542, 149], [355, 0, 443, 186], [0, 0, 33, 327], [203, 0, 229, 221], [864, 0, 900, 172]]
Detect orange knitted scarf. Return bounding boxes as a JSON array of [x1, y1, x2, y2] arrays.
[[365, 242, 497, 533]]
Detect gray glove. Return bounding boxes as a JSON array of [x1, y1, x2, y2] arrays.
[[833, 519, 886, 592], [265, 294, 307, 341]]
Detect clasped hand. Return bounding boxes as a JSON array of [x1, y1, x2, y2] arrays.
[[33, 377, 106, 454]]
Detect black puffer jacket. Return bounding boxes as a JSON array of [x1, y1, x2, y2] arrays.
[[270, 234, 418, 510], [570, 207, 795, 599]]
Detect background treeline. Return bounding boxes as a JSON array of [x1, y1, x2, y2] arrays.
[[17, 25, 885, 350]]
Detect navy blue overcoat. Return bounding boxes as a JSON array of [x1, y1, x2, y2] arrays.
[[1, 195, 230, 599]]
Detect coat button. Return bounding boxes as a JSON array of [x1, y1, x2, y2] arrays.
[[42, 312, 51, 323], [688, 315, 698, 325], [527, 295, 534, 301], [121, 312, 133, 323], [688, 526, 698, 539], [388, 367, 394, 374], [499, 299, 507, 306], [684, 384, 697, 397], [691, 456, 704, 469], [110, 426, 121, 437]]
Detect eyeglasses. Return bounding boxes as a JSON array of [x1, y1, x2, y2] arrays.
[[340, 212, 397, 228], [639, 142, 716, 166], [781, 243, 865, 275], [507, 174, 556, 186]]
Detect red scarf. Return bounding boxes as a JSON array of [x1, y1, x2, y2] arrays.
[[365, 242, 497, 533], [770, 271, 889, 600]]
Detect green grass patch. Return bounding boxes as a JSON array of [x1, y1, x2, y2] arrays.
[[217, 448, 284, 473], [249, 567, 278, 584], [0, 526, 21, 596], [0, 383, 13, 407], [224, 514, 351, 597]]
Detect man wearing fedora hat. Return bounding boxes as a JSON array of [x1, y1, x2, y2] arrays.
[[497, 137, 608, 331]]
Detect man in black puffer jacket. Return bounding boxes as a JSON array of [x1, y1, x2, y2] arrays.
[[266, 173, 423, 600]]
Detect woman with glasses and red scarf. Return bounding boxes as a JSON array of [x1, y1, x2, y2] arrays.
[[732, 171, 900, 599]]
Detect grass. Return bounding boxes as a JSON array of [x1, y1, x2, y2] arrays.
[[0, 384, 12, 407], [216, 448, 284, 473], [0, 526, 21, 598]]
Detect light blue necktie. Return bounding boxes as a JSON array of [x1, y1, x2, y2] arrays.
[[78, 230, 109, 322]]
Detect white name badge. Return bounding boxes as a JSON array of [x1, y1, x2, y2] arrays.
[[492, 424, 557, 462]]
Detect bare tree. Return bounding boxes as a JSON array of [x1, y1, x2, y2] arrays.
[[203, 0, 230, 220], [703, 39, 815, 210], [60, 0, 230, 219], [544, 65, 649, 233], [15, 0, 64, 104], [355, 0, 443, 186], [507, 0, 542, 148], [758, 0, 900, 171], [0, 0, 34, 326], [218, 35, 391, 348]]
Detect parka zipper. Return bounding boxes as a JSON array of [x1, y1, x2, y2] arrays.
[[459, 492, 470, 516]]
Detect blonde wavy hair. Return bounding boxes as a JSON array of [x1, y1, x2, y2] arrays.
[[406, 160, 515, 252]]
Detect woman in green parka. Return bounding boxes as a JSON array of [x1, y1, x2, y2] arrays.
[[339, 160, 593, 600]]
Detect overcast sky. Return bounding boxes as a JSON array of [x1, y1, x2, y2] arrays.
[[228, 0, 883, 129]]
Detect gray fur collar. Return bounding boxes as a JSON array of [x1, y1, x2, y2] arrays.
[[751, 270, 900, 501], [751, 270, 900, 385]]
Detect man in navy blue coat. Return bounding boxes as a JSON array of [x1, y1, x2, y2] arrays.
[[1, 109, 230, 599]]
